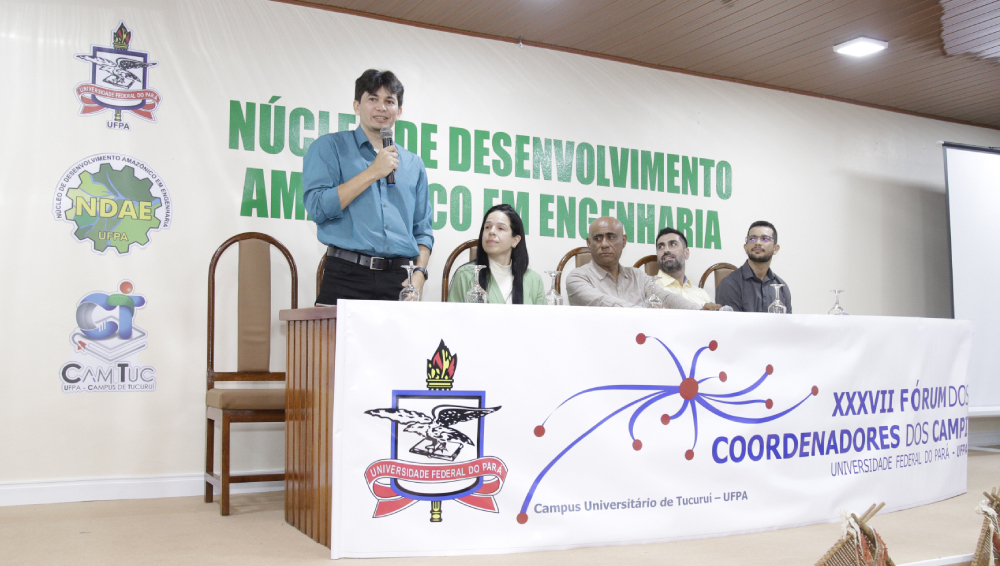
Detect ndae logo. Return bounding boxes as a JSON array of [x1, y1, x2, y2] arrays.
[[52, 154, 172, 255]]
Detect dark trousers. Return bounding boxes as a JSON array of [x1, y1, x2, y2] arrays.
[[316, 256, 408, 305]]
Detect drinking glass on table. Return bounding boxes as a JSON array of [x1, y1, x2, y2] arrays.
[[465, 265, 489, 304], [767, 283, 787, 314], [544, 270, 563, 306], [829, 290, 848, 315], [399, 261, 421, 302], [644, 275, 663, 309]]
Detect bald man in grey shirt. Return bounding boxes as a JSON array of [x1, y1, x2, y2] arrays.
[[567, 217, 717, 310]]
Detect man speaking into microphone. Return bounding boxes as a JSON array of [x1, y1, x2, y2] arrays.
[[304, 69, 433, 305]]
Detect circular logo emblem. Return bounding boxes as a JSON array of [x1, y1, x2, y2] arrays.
[[52, 154, 171, 254]]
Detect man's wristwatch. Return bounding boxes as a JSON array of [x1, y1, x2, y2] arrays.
[[412, 266, 429, 280]]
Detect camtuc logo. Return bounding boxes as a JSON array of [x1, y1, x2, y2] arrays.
[[52, 154, 171, 254], [74, 22, 161, 130], [363, 341, 508, 521], [60, 280, 156, 393]]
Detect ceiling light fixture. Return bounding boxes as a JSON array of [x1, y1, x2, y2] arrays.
[[833, 37, 888, 57]]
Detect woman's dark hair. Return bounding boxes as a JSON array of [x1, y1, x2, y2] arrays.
[[354, 69, 404, 107], [476, 204, 529, 304]]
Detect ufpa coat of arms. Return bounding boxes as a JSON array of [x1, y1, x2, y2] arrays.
[[74, 22, 162, 129], [363, 341, 508, 521]]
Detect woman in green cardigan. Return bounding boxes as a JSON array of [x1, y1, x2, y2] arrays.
[[447, 204, 546, 304]]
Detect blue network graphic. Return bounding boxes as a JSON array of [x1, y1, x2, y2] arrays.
[[515, 334, 818, 524]]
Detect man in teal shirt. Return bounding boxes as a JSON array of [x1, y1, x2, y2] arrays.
[[303, 69, 433, 305]]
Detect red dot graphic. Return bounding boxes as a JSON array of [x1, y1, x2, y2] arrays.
[[812, 386, 819, 396], [679, 378, 699, 400], [708, 340, 718, 351], [719, 371, 728, 382], [660, 414, 670, 425], [517, 513, 528, 524], [119, 281, 133, 294], [534, 426, 545, 437], [632, 439, 643, 451], [685, 450, 695, 461], [765, 364, 774, 375], [765, 399, 774, 409], [636, 333, 646, 344]]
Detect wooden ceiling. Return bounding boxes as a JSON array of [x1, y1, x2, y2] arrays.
[[279, 0, 1000, 130]]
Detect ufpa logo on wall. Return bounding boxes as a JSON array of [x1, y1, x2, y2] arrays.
[[52, 154, 172, 254], [74, 22, 162, 130], [363, 341, 508, 521], [60, 280, 156, 393]]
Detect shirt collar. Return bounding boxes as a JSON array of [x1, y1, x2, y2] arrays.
[[352, 126, 374, 150], [657, 270, 689, 287], [488, 257, 512, 275], [739, 260, 774, 282], [590, 261, 629, 281]]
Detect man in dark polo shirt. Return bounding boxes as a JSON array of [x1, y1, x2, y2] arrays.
[[716, 221, 792, 313], [303, 69, 433, 305]]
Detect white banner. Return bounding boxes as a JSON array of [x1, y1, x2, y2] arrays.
[[333, 301, 972, 558]]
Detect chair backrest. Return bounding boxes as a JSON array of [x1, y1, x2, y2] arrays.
[[441, 239, 479, 301], [633, 255, 659, 276], [316, 254, 326, 295], [554, 247, 591, 293], [207, 232, 298, 390], [698, 262, 738, 290]]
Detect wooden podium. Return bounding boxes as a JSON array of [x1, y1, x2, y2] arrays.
[[278, 306, 337, 547]]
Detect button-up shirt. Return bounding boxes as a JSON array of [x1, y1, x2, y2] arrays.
[[655, 270, 712, 307], [715, 261, 792, 313], [567, 261, 701, 309], [303, 127, 433, 258]]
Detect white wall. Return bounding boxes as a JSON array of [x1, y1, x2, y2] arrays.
[[1, 0, 998, 501]]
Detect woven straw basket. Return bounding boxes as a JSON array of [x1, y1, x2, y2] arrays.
[[816, 503, 894, 566], [971, 488, 1000, 566]]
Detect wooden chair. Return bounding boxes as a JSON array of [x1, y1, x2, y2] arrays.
[[316, 254, 326, 295], [633, 255, 659, 276], [698, 262, 738, 289], [440, 239, 478, 301], [554, 246, 592, 294], [205, 232, 298, 515]]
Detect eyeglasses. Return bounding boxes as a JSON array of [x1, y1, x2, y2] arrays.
[[745, 236, 774, 244]]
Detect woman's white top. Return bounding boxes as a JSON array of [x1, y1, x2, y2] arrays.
[[489, 257, 514, 304]]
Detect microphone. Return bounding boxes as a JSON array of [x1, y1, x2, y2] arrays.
[[380, 126, 395, 186]]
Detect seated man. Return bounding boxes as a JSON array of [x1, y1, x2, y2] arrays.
[[567, 217, 710, 310], [716, 220, 792, 313], [654, 227, 712, 308]]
